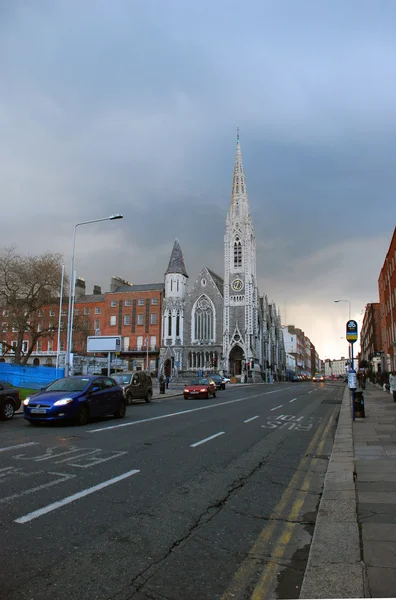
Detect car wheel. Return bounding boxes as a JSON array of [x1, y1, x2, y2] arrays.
[[213, 391, 216, 398], [222, 384, 226, 390], [126, 392, 133, 405], [114, 401, 126, 419], [75, 404, 89, 426], [184, 394, 189, 399], [145, 390, 153, 403], [0, 398, 15, 420]]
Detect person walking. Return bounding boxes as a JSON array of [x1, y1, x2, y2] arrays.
[[389, 371, 396, 402]]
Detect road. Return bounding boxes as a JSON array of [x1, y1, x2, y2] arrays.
[[0, 381, 343, 600]]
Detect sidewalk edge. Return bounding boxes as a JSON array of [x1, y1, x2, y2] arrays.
[[299, 386, 365, 599]]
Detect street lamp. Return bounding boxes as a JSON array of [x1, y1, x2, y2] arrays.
[[65, 213, 123, 376]]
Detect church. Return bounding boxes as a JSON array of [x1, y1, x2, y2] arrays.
[[159, 134, 286, 382]]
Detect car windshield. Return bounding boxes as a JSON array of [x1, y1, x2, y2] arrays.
[[209, 375, 221, 380], [113, 374, 132, 385], [45, 378, 91, 392], [191, 378, 209, 385]]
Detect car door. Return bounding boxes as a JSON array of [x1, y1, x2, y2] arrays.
[[102, 377, 119, 413], [87, 378, 108, 417], [130, 372, 142, 400]]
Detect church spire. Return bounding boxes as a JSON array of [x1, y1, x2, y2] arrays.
[[165, 239, 188, 278], [230, 129, 249, 218]]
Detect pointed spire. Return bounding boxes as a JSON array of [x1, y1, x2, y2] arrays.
[[165, 239, 188, 278], [231, 129, 249, 217]]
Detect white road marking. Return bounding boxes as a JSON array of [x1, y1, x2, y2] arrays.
[[14, 469, 140, 524], [0, 442, 39, 453], [244, 416, 259, 423], [289, 398, 297, 403], [1, 472, 75, 505], [190, 432, 225, 448], [308, 390, 313, 394], [88, 390, 284, 433], [270, 405, 283, 411]]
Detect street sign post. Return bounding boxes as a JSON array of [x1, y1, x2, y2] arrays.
[[346, 320, 358, 420]]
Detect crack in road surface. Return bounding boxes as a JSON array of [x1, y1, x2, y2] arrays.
[[106, 441, 287, 599]]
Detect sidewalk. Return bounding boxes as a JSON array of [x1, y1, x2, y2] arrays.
[[301, 383, 396, 598]]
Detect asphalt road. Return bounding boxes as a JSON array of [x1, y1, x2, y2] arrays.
[[0, 381, 343, 600]]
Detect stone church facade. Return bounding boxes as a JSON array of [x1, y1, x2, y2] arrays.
[[159, 135, 286, 382]]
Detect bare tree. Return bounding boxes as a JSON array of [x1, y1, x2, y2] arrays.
[[0, 246, 67, 364]]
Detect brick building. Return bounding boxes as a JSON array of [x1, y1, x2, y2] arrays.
[[1, 276, 164, 373], [378, 226, 396, 372], [359, 302, 382, 366]]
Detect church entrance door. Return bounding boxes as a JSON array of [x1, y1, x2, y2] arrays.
[[229, 345, 244, 376], [164, 359, 171, 378]]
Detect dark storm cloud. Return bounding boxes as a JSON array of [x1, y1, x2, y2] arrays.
[[1, 0, 395, 357]]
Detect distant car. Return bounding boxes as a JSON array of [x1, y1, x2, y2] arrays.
[[23, 375, 126, 426], [0, 381, 21, 420], [112, 371, 153, 404], [206, 374, 226, 390], [222, 376, 231, 384], [184, 378, 217, 399], [313, 373, 325, 382]]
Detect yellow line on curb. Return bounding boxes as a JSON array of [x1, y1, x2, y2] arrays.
[[250, 414, 334, 600], [221, 413, 334, 600]]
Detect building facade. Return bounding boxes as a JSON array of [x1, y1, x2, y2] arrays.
[[359, 302, 382, 366], [159, 135, 285, 381], [378, 226, 396, 372]]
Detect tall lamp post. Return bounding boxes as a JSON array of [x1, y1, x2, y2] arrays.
[[65, 213, 123, 377]]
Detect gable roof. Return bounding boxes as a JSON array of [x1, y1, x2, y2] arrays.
[[206, 268, 224, 297]]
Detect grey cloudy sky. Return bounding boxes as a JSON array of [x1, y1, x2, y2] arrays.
[[1, 0, 395, 359]]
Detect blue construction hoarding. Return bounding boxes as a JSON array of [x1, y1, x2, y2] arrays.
[[0, 363, 64, 390]]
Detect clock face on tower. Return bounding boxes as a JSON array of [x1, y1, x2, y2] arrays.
[[231, 279, 243, 292]]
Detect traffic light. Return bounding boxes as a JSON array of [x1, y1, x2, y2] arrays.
[[247, 362, 250, 370], [213, 355, 217, 367]]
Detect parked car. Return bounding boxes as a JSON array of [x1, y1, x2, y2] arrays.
[[222, 376, 231, 384], [112, 371, 153, 404], [23, 375, 126, 426], [312, 373, 325, 382], [206, 373, 226, 390], [184, 377, 217, 399], [0, 381, 21, 420]]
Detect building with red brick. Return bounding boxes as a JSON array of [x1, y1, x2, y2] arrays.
[[359, 303, 383, 365], [378, 226, 396, 372], [1, 275, 164, 373]]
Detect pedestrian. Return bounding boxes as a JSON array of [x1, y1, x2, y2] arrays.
[[165, 375, 170, 389], [389, 371, 396, 402]]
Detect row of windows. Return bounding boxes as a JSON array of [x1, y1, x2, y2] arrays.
[[109, 313, 158, 327], [110, 298, 158, 308], [1, 298, 159, 319]]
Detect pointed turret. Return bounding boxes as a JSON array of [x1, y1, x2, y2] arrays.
[[230, 128, 250, 219], [165, 239, 188, 278]]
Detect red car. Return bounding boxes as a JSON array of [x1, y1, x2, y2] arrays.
[[184, 378, 217, 399]]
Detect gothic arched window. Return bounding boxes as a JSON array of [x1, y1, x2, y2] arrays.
[[168, 312, 172, 337], [234, 238, 242, 267], [193, 295, 215, 342], [176, 311, 180, 337]]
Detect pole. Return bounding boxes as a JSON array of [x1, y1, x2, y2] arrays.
[[108, 352, 111, 376], [65, 225, 77, 377], [69, 268, 77, 372], [146, 336, 149, 371], [351, 342, 355, 421], [56, 264, 65, 371]]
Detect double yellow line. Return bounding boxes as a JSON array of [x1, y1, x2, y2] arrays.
[[221, 413, 335, 600]]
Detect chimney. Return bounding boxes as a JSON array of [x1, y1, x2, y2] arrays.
[[93, 285, 102, 295], [74, 278, 86, 299], [110, 276, 132, 292]]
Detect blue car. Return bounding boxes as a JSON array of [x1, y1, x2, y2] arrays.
[[23, 375, 126, 426]]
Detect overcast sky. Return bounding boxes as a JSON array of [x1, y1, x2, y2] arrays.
[[1, 0, 395, 360]]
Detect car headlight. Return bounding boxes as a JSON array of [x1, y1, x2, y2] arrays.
[[23, 397, 31, 406], [184, 388, 189, 393], [53, 397, 73, 406]]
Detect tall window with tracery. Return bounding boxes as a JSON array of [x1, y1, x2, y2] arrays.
[[193, 296, 214, 342], [167, 312, 172, 337], [176, 311, 180, 337], [234, 238, 242, 267]]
